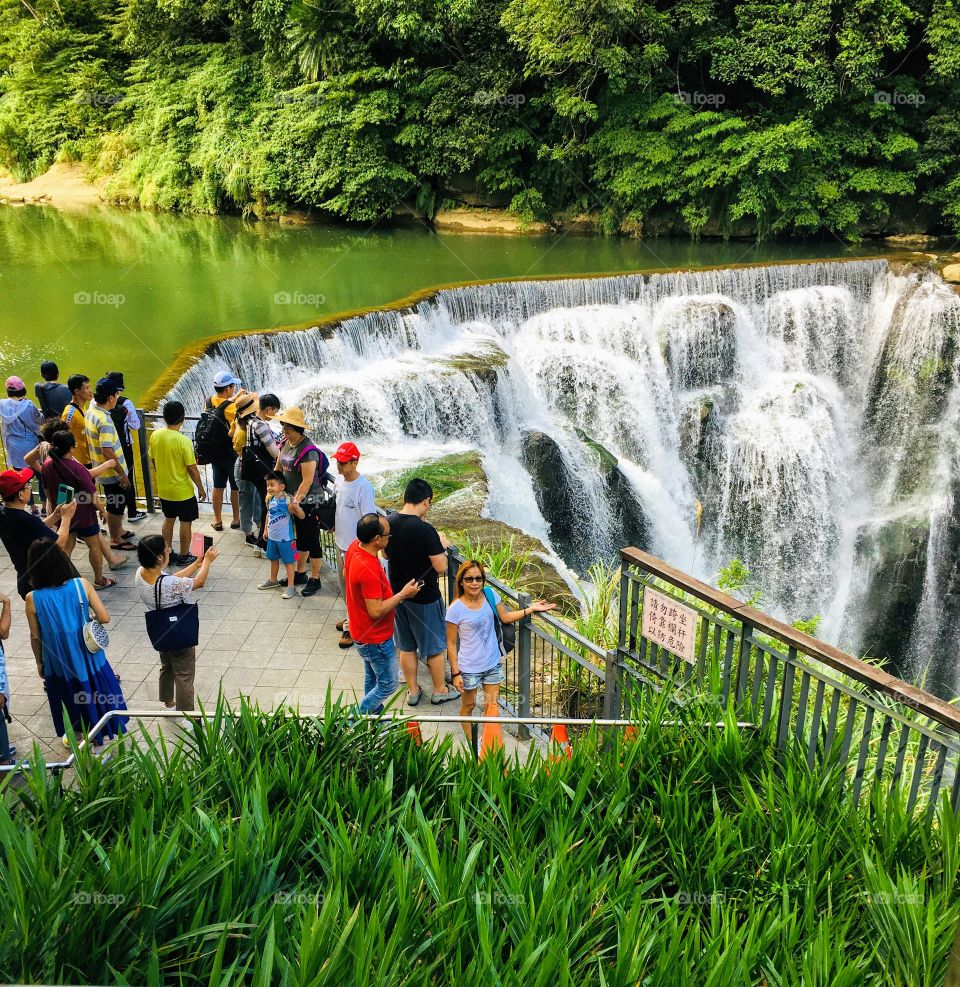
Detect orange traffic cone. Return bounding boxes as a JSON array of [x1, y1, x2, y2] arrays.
[[406, 719, 422, 746], [549, 723, 572, 761], [478, 703, 504, 760]]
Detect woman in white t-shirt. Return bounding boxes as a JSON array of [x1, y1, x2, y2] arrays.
[[445, 559, 556, 743], [135, 534, 218, 712]]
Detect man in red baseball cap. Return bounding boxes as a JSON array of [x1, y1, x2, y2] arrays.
[[0, 468, 76, 598], [332, 442, 378, 649]]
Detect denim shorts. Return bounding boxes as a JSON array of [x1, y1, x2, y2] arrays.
[[393, 598, 446, 659], [460, 664, 505, 691]]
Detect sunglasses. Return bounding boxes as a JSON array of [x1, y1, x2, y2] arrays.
[[461, 575, 484, 583]]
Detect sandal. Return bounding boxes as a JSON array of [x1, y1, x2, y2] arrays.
[[108, 557, 128, 571], [94, 577, 118, 589], [211, 522, 224, 532], [230, 521, 241, 530], [109, 540, 137, 551]]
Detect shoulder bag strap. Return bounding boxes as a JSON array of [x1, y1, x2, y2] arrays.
[[154, 573, 165, 611], [73, 577, 87, 619]]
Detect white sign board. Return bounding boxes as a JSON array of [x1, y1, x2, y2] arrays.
[[641, 588, 697, 665]]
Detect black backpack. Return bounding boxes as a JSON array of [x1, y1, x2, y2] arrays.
[[193, 399, 233, 465]]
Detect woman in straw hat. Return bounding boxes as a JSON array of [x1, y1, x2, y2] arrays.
[[274, 407, 329, 597]]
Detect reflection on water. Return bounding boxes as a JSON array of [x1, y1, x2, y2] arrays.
[[1, 204, 890, 395]]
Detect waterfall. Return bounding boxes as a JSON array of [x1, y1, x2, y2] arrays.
[[164, 259, 960, 697]]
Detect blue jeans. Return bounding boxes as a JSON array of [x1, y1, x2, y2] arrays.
[[237, 475, 262, 534], [355, 640, 398, 714]]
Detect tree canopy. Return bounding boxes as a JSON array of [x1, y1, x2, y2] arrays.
[[1, 0, 958, 237]]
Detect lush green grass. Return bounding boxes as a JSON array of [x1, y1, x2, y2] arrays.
[[1, 693, 958, 985]]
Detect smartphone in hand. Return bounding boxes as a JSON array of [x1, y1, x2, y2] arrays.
[[56, 483, 75, 506], [203, 535, 214, 553]]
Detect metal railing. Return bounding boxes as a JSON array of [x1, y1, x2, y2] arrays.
[[15, 411, 960, 817], [615, 548, 960, 818]]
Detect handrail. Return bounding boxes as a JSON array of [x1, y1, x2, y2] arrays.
[[621, 546, 960, 733], [0, 707, 756, 774]]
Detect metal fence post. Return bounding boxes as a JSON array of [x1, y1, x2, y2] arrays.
[[603, 650, 621, 719], [136, 411, 155, 513], [516, 591, 532, 741]]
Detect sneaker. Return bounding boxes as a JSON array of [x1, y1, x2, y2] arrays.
[[281, 585, 297, 599], [338, 629, 354, 649], [293, 571, 308, 586], [258, 579, 281, 590], [128, 511, 148, 523], [431, 689, 461, 705], [178, 553, 198, 566], [244, 533, 258, 546], [301, 577, 321, 597], [253, 546, 263, 559]]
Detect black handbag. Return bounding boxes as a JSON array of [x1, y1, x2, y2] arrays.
[[144, 574, 200, 652], [314, 493, 336, 531]]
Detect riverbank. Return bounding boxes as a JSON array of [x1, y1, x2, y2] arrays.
[[0, 163, 105, 208]]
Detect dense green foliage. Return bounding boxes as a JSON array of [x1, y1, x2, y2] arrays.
[[2, 0, 960, 237], [2, 694, 959, 983]]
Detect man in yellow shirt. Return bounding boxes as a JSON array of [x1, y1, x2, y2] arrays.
[[149, 400, 206, 565], [85, 377, 132, 550], [61, 374, 92, 467]]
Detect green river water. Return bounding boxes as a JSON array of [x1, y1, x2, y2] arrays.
[[0, 205, 891, 399]]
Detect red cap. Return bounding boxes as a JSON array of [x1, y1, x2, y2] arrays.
[[333, 442, 361, 463], [0, 467, 34, 499]]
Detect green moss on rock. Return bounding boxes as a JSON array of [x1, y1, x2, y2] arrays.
[[376, 452, 486, 509]]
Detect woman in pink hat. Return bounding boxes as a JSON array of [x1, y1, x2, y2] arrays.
[[0, 376, 43, 470]]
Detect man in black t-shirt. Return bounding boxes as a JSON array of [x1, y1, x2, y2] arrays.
[[0, 468, 76, 598], [384, 478, 460, 706]]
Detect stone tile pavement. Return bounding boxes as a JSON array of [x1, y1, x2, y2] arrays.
[[0, 512, 524, 764]]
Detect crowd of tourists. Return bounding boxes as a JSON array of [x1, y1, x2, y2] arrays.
[[0, 363, 555, 763]]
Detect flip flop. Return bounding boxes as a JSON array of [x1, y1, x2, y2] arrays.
[[94, 577, 118, 589], [121, 530, 135, 540], [108, 557, 128, 571], [211, 522, 224, 532], [230, 522, 241, 529], [110, 540, 137, 551]]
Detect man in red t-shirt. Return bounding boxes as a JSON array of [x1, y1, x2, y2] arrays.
[[344, 512, 420, 713]]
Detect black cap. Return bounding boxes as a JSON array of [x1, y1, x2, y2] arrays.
[[105, 371, 125, 391], [94, 376, 121, 399]]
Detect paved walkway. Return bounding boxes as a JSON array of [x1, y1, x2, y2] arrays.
[[0, 512, 521, 763]]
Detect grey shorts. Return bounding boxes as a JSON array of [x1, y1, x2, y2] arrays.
[[393, 598, 446, 659]]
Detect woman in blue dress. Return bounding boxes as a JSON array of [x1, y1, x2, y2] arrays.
[[24, 540, 127, 746]]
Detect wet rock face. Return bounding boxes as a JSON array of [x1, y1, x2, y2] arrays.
[[853, 515, 929, 667], [520, 429, 651, 568], [661, 300, 737, 390]]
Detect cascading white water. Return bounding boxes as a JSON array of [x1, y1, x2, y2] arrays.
[[165, 259, 960, 696]]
